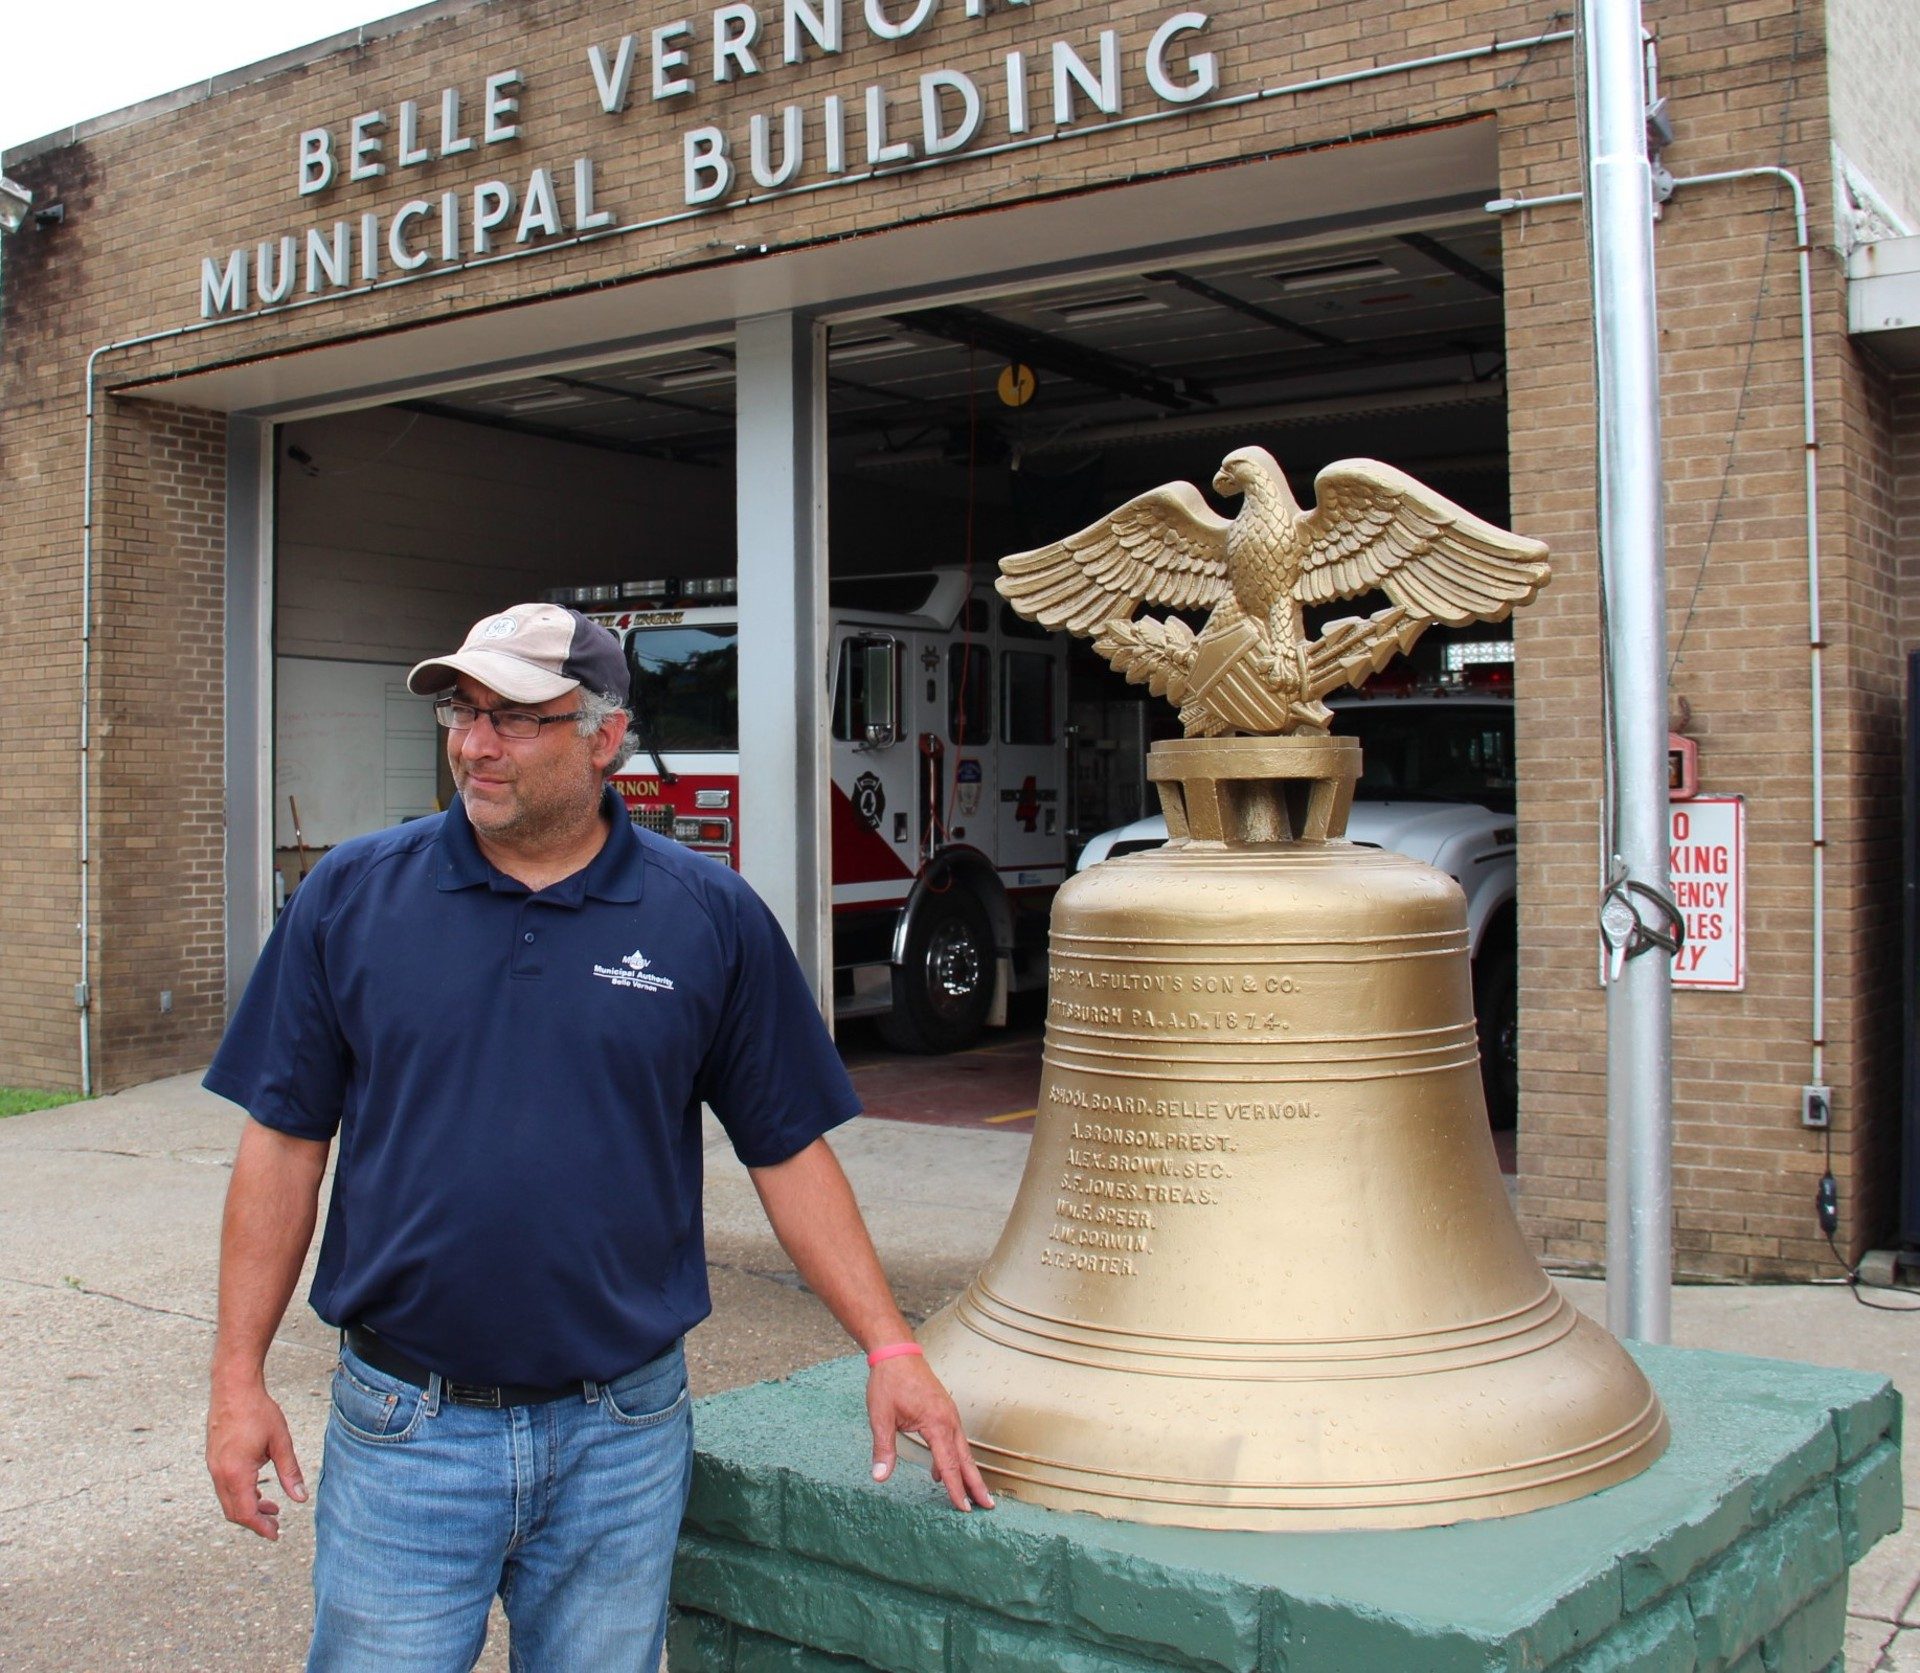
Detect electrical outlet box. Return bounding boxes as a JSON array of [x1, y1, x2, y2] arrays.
[[1801, 1085, 1831, 1129]]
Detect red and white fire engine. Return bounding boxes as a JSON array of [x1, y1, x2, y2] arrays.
[[571, 570, 1071, 1052]]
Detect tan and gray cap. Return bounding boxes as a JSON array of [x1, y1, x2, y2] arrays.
[[406, 604, 630, 706]]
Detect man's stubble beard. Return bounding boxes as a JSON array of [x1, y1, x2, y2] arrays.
[[458, 759, 606, 852]]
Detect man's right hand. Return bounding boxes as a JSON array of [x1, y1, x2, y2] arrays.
[[207, 1378, 307, 1540], [206, 1119, 329, 1541]]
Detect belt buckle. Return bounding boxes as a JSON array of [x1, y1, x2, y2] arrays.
[[446, 1381, 502, 1408]]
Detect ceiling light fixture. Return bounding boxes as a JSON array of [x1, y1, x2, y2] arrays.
[[1051, 294, 1169, 323], [1270, 258, 1400, 293], [496, 390, 589, 413], [829, 333, 909, 361], [652, 363, 733, 390]]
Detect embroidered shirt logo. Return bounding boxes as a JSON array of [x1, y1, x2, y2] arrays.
[[594, 948, 676, 992]]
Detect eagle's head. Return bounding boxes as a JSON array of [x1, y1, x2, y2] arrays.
[[1212, 446, 1282, 502]]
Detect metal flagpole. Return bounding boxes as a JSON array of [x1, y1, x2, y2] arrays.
[[1578, 1, 1675, 1343]]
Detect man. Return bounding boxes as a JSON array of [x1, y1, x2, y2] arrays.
[[204, 602, 990, 1671]]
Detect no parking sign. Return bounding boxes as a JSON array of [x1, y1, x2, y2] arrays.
[[1669, 797, 1744, 990]]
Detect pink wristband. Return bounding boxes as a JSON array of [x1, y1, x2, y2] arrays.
[[866, 1342, 924, 1367]]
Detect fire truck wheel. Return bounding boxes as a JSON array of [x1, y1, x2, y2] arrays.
[[879, 888, 995, 1055], [1475, 942, 1518, 1131]]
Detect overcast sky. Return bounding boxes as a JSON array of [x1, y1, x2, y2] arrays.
[[3, 0, 416, 157]]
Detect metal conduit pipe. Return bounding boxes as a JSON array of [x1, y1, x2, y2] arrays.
[[78, 346, 105, 1096], [77, 325, 214, 1094], [1487, 163, 1826, 1109]]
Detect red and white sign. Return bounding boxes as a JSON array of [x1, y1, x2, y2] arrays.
[[1669, 797, 1744, 990]]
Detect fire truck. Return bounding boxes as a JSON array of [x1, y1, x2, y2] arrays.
[[569, 570, 1071, 1052]]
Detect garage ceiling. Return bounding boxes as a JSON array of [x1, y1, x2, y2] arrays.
[[401, 221, 1507, 475]]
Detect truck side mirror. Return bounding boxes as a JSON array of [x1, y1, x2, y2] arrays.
[[859, 637, 898, 748]]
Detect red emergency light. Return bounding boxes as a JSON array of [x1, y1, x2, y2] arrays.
[[1668, 733, 1699, 801]]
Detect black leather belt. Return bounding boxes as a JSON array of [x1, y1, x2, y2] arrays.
[[343, 1325, 586, 1409]]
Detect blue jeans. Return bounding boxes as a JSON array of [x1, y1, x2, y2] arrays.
[[309, 1340, 692, 1672]]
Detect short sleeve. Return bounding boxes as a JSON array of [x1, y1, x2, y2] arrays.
[[202, 860, 352, 1139], [696, 882, 861, 1167]]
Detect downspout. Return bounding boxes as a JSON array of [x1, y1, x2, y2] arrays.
[[1487, 164, 1826, 1108], [76, 320, 219, 1095], [78, 345, 103, 1095], [1663, 168, 1824, 1096]]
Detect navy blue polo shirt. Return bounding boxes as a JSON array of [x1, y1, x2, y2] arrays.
[[205, 789, 860, 1385]]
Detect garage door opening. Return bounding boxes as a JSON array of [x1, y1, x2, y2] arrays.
[[261, 211, 1518, 1101], [270, 342, 739, 894]]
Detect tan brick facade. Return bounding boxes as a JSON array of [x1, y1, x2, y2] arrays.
[[1829, 0, 1920, 226], [1, 0, 1914, 1276], [93, 403, 229, 1078]]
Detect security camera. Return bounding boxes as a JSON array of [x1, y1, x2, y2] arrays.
[[0, 175, 32, 234]]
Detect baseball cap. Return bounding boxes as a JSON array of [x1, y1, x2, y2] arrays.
[[406, 604, 631, 706]]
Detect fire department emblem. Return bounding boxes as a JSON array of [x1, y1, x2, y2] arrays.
[[852, 772, 885, 828], [956, 758, 982, 818]]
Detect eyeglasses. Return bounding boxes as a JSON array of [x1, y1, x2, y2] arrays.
[[434, 699, 585, 740]]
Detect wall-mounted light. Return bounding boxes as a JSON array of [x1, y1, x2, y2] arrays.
[[0, 177, 62, 233], [0, 175, 33, 234]]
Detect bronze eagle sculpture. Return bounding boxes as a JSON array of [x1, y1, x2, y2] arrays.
[[996, 446, 1550, 736]]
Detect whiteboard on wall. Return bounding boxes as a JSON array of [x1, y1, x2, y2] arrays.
[[275, 657, 439, 848]]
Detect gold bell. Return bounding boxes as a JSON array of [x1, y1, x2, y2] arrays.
[[917, 736, 1667, 1530]]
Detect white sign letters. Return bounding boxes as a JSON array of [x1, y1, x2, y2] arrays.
[[197, 2, 1221, 318]]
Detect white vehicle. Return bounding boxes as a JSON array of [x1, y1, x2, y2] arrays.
[[1075, 689, 1519, 1125], [571, 571, 1071, 1053]]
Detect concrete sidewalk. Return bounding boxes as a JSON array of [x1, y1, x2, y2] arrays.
[[1, 1073, 1917, 1670]]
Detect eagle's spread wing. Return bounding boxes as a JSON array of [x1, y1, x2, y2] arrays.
[[1293, 460, 1550, 624], [997, 482, 1232, 634]]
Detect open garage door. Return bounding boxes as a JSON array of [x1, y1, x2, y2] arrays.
[[260, 211, 1513, 1061], [269, 346, 738, 891]]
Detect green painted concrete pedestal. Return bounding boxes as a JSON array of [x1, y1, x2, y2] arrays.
[[669, 1344, 1900, 1673]]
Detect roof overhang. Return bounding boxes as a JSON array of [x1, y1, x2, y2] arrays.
[[117, 121, 1498, 422]]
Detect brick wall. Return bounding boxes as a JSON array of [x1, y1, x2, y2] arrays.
[[1827, 0, 1920, 227], [1899, 375, 1920, 653], [89, 403, 231, 1082], [1505, 0, 1904, 1275], [1, 150, 91, 1089], [0, 0, 1910, 1273], [1830, 341, 1914, 1259]]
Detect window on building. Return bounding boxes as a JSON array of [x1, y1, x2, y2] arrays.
[[948, 644, 990, 745], [1001, 651, 1055, 744], [832, 636, 898, 744]]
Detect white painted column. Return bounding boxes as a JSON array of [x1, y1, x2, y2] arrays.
[[223, 416, 277, 1007], [734, 312, 833, 1014]]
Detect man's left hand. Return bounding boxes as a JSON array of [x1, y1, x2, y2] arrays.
[[867, 1355, 995, 1512], [745, 1139, 995, 1512]]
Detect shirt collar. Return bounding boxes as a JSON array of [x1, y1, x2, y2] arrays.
[[436, 787, 647, 906]]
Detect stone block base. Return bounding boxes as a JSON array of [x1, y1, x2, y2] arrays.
[[669, 1344, 1899, 1672]]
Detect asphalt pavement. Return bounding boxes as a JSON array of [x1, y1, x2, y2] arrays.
[[3, 1071, 1919, 1670]]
